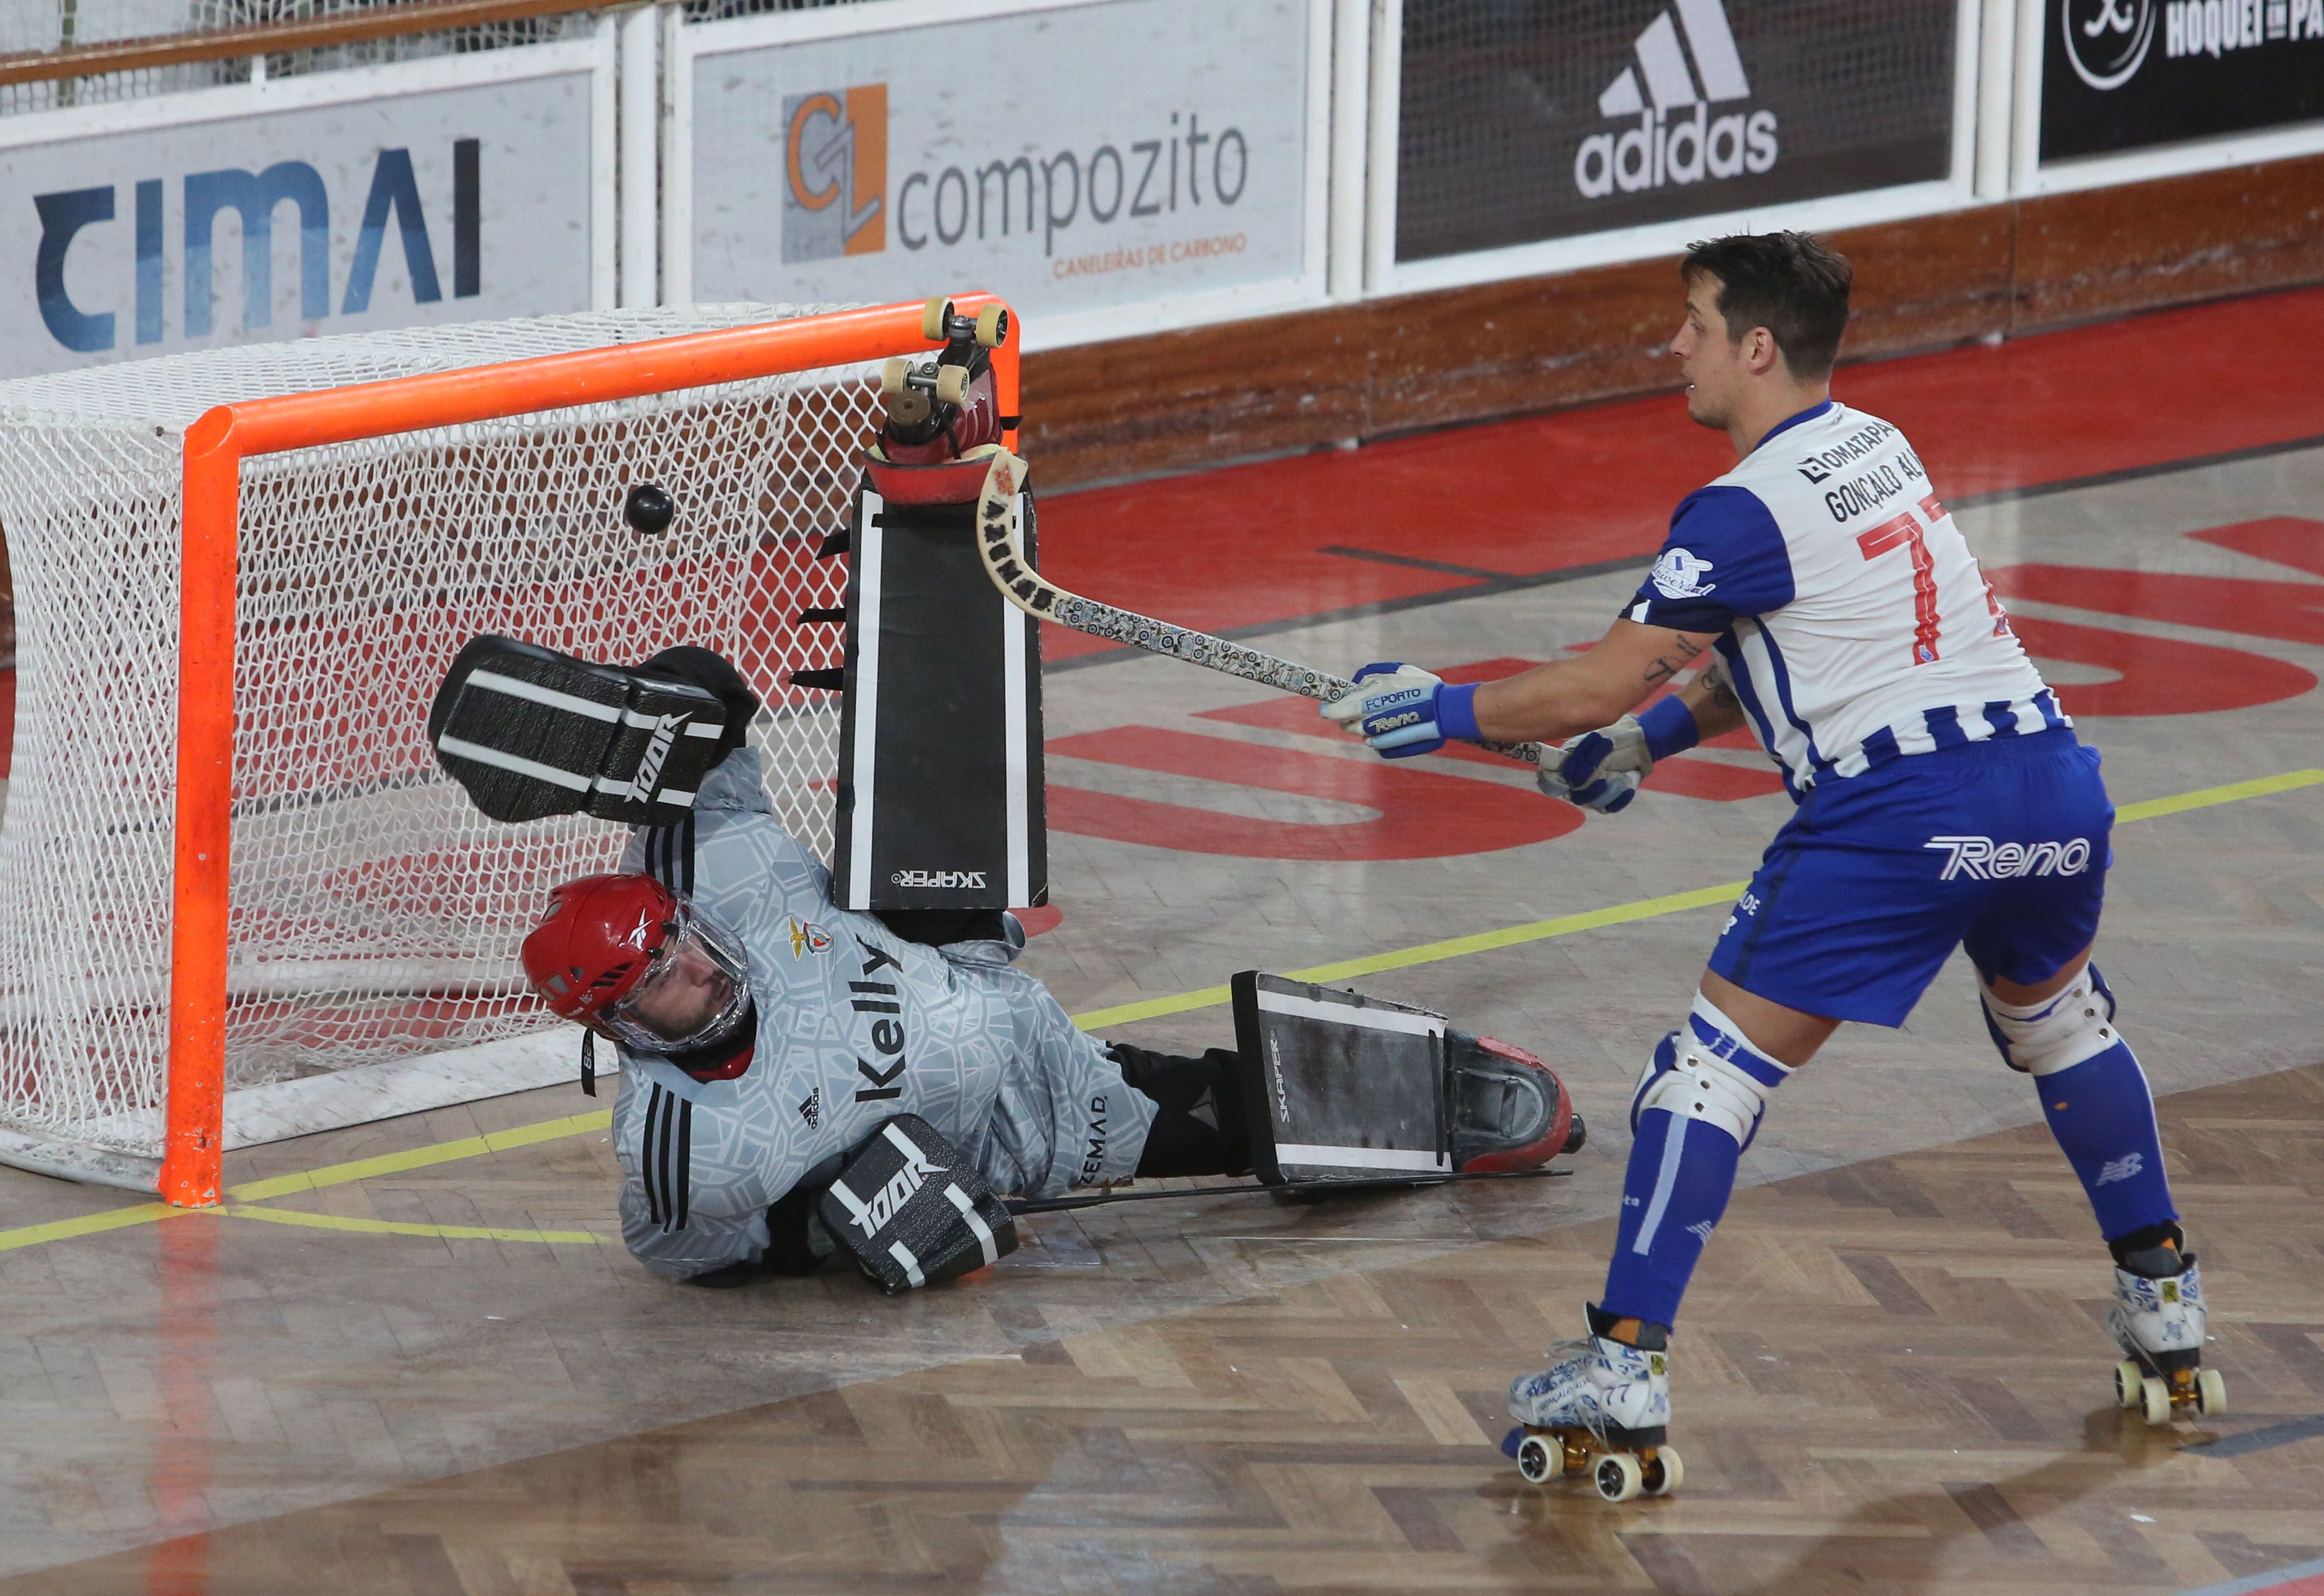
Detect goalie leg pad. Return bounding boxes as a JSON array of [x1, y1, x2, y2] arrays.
[[429, 635, 742, 826], [816, 1115, 1018, 1293], [1229, 972, 1575, 1185]]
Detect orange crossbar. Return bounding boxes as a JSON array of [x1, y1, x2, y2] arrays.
[[160, 295, 1018, 1206]]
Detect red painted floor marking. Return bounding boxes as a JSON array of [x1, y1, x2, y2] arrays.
[[2008, 614, 2315, 718], [1045, 725, 1583, 859], [1013, 904, 1063, 937], [1995, 518, 2324, 649], [1035, 286, 2324, 660]]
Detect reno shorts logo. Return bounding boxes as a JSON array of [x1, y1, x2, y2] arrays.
[[782, 85, 887, 262], [1924, 835, 2094, 881], [1575, 0, 1776, 199], [2062, 0, 2157, 88], [891, 869, 988, 890]]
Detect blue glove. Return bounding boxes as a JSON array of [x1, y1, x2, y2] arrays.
[[1537, 697, 1700, 814], [1320, 662, 1483, 759]]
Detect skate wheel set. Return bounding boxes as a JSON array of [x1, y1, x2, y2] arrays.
[[1503, 1426, 1683, 1503], [2114, 1356, 2226, 1425]]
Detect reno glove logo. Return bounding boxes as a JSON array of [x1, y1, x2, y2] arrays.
[[782, 85, 887, 262], [1575, 0, 1776, 199]]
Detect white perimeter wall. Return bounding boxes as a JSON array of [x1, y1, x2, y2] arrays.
[[1, 0, 2320, 376]]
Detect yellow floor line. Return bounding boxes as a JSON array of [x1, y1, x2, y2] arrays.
[[0, 1200, 204, 1253], [224, 1205, 600, 1245], [225, 1110, 614, 1203], [1070, 881, 1749, 1029], [2, 764, 2316, 1254]]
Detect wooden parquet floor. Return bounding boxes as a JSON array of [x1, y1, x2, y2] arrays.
[[11, 1062, 2323, 1596]]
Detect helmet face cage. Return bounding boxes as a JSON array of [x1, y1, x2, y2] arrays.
[[598, 900, 754, 1054]]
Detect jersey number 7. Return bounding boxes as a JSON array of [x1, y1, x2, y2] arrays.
[[1856, 493, 2008, 666]]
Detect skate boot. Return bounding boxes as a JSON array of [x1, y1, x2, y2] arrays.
[[2109, 1235, 2223, 1424], [1502, 1304, 1681, 1501], [1447, 1031, 1586, 1173]]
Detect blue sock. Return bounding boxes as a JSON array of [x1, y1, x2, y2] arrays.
[[2036, 1039, 2177, 1241], [1601, 1109, 1743, 1328]]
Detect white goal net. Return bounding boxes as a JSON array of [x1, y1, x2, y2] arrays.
[[0, 302, 888, 1185]]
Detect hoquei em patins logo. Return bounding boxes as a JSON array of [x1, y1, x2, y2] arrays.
[[1575, 0, 1776, 200]]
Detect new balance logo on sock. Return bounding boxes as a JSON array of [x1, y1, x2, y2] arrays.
[[2096, 1152, 2145, 1186], [1685, 1220, 1715, 1243], [1575, 0, 1778, 198]]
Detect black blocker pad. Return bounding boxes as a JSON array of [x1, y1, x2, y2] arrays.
[[833, 487, 1045, 913], [429, 636, 733, 826], [818, 1115, 1018, 1293], [1230, 972, 1576, 1184]]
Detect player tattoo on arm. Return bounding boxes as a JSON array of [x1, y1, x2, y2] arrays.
[[1639, 634, 1706, 688], [1698, 662, 1741, 714]]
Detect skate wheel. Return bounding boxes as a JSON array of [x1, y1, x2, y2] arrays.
[[2196, 1368, 2226, 1416], [880, 357, 909, 398], [1643, 1446, 1682, 1497], [974, 303, 1007, 348], [2140, 1375, 2171, 1426], [1515, 1433, 1560, 1484], [934, 365, 969, 407], [2114, 1359, 2143, 1409], [920, 296, 952, 341], [1594, 1452, 1644, 1504]]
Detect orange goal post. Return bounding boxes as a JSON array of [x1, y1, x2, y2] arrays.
[[0, 294, 1018, 1207]]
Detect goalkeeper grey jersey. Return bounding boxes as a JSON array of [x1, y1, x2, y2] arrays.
[[607, 747, 1151, 1279]]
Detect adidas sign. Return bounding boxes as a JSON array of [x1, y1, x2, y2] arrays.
[[1575, 0, 1778, 200]]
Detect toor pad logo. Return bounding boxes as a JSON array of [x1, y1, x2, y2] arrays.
[[783, 84, 887, 262]]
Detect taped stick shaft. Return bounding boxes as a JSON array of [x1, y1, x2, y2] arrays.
[[972, 452, 1543, 768]]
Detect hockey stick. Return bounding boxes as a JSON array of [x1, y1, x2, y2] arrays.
[[972, 450, 1545, 769], [1006, 1165, 1568, 1217]]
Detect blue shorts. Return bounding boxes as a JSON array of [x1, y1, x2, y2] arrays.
[[1707, 730, 2113, 1026]]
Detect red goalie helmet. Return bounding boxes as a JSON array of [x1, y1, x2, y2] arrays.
[[521, 873, 752, 1053]]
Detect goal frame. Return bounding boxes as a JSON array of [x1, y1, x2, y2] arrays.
[[159, 292, 1020, 1208]]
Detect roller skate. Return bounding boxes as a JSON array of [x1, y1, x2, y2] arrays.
[[2109, 1236, 2224, 1424], [865, 297, 1014, 506], [1503, 1304, 1682, 1502], [1449, 1030, 1586, 1173]]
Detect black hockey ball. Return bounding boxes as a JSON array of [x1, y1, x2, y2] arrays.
[[624, 482, 675, 535]]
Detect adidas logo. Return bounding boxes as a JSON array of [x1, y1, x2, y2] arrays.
[[1575, 0, 1778, 199]]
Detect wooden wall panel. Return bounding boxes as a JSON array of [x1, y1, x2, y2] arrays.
[[1021, 152, 2324, 489], [2014, 153, 2324, 329]]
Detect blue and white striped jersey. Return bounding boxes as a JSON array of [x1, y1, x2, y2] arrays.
[[1624, 400, 2064, 797]]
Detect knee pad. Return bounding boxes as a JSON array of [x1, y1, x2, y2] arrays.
[[1980, 963, 2121, 1077], [1629, 994, 1793, 1151]]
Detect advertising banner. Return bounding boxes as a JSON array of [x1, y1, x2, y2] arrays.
[[2040, 0, 2324, 162], [1395, 0, 1958, 263], [0, 55, 604, 380], [683, 0, 1316, 330]]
